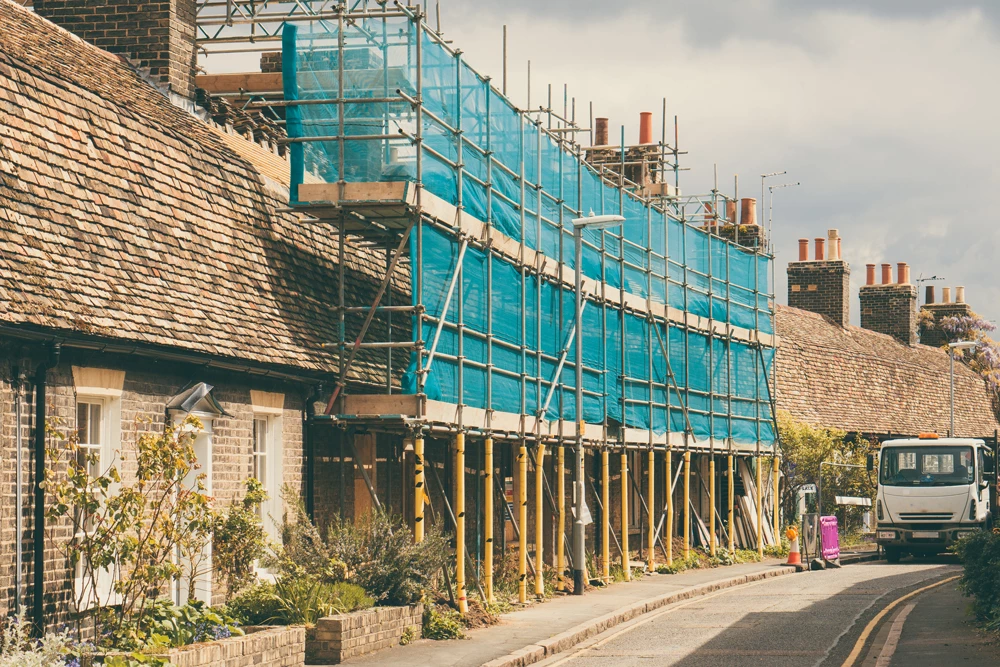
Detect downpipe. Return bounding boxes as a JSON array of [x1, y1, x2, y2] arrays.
[[32, 342, 60, 635]]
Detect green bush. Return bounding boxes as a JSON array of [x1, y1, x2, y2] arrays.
[[954, 530, 1000, 623], [655, 553, 700, 574], [421, 604, 465, 640], [326, 510, 450, 606], [224, 581, 282, 626], [273, 578, 374, 626], [213, 478, 270, 601]]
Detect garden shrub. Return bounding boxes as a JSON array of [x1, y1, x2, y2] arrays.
[[954, 530, 1000, 624], [224, 581, 282, 626], [421, 604, 464, 640]]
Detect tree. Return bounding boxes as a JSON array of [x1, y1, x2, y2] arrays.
[[777, 410, 876, 520], [45, 415, 215, 640]]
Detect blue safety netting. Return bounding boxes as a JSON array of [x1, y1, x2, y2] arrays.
[[284, 19, 775, 446]]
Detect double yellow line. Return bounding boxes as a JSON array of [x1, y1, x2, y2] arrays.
[[840, 574, 960, 667]]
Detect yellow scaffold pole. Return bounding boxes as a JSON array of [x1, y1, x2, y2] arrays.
[[557, 444, 566, 592], [665, 448, 673, 565], [620, 450, 630, 581], [602, 448, 610, 582], [414, 436, 425, 543], [773, 454, 780, 546], [756, 454, 764, 558], [683, 451, 691, 560], [727, 453, 734, 554], [709, 454, 717, 556], [484, 437, 494, 603], [646, 449, 655, 572], [455, 432, 467, 614], [534, 444, 546, 598], [518, 442, 528, 603]]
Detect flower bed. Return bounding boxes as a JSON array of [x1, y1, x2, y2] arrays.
[[306, 604, 422, 664]]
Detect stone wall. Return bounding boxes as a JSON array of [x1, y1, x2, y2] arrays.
[[307, 604, 422, 664]]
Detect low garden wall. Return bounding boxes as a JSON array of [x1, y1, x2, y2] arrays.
[[306, 603, 423, 664], [98, 626, 305, 667]]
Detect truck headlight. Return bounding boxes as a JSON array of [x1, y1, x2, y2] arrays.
[[970, 499, 977, 521], [877, 499, 884, 521]]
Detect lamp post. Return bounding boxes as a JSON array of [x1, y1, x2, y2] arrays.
[[949, 340, 978, 437], [570, 214, 624, 595]]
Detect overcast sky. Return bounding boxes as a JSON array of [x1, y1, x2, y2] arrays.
[[205, 0, 1000, 326], [429, 0, 1000, 326]]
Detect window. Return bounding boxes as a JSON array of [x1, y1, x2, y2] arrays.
[[75, 399, 105, 532], [880, 446, 974, 487], [253, 417, 268, 520]]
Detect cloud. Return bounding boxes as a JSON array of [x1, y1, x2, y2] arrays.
[[436, 0, 1000, 325]]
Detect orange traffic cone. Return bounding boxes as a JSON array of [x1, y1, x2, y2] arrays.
[[785, 526, 801, 566]]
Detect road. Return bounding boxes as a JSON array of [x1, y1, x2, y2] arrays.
[[534, 559, 998, 667]]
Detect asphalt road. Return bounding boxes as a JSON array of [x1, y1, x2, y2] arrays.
[[534, 558, 999, 667]]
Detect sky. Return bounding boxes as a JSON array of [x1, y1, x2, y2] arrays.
[[204, 0, 1000, 325]]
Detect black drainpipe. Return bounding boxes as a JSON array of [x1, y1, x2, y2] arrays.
[[304, 383, 323, 520], [33, 342, 60, 635]]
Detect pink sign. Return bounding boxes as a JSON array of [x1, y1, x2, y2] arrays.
[[820, 515, 840, 560]]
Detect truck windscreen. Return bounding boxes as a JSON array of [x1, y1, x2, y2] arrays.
[[880, 446, 974, 486]]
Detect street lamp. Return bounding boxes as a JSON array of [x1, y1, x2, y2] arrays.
[[949, 340, 978, 437], [570, 213, 624, 595]]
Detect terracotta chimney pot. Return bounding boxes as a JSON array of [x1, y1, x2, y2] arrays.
[[925, 285, 935, 304], [866, 264, 876, 286], [897, 262, 910, 285], [956, 286, 966, 304], [726, 200, 737, 224], [639, 112, 653, 145], [740, 198, 757, 226], [942, 287, 952, 304], [837, 237, 842, 260], [799, 239, 809, 262], [815, 238, 825, 261], [881, 263, 892, 285]]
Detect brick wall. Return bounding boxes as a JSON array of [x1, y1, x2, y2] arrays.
[[101, 626, 304, 667], [261, 51, 283, 73], [0, 346, 309, 628], [920, 302, 973, 348], [786, 260, 850, 327], [307, 604, 422, 664], [707, 224, 766, 251], [34, 0, 197, 98], [860, 283, 918, 346]]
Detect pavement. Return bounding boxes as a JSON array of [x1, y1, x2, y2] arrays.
[[348, 558, 797, 667]]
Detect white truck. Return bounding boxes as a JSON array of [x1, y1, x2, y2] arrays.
[[871, 434, 996, 563]]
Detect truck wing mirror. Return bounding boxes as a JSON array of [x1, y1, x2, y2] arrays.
[[866, 454, 874, 472]]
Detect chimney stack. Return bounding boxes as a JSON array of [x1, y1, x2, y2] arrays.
[[595, 118, 609, 146], [925, 285, 935, 304], [866, 264, 876, 286], [921, 285, 975, 347], [35, 0, 198, 100], [860, 258, 917, 345], [787, 229, 851, 327], [639, 112, 653, 145]]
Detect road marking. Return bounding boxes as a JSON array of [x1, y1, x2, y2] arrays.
[[839, 575, 959, 667], [875, 602, 915, 667], [543, 576, 777, 666]]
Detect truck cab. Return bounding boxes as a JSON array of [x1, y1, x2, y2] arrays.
[[873, 435, 995, 563]]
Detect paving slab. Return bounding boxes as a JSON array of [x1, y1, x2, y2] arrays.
[[348, 559, 794, 667]]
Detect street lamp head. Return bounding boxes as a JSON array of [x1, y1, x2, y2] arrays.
[[571, 214, 625, 231], [948, 340, 979, 351]]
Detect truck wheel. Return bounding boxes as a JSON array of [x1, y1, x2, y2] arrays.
[[885, 547, 901, 564]]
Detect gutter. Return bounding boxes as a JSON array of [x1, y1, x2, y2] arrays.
[[0, 323, 333, 386], [33, 342, 60, 635]]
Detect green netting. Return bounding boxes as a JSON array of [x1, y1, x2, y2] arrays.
[[283, 19, 775, 445]]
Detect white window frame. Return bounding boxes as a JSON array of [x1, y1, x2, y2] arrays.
[[71, 382, 123, 611], [251, 409, 284, 544]]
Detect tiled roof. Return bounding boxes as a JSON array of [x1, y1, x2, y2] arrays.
[[775, 305, 999, 437], [0, 0, 401, 385]]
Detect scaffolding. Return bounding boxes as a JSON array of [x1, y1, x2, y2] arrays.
[[280, 6, 775, 452], [197, 1, 784, 598]]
